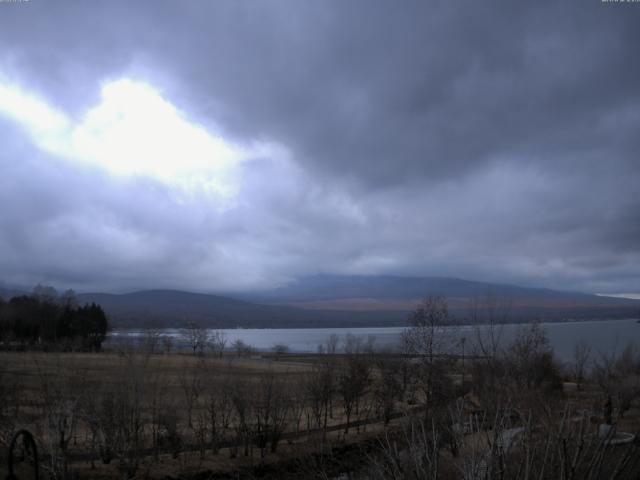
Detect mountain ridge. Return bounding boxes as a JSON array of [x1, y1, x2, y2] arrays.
[[2, 276, 639, 329], [237, 274, 629, 304]]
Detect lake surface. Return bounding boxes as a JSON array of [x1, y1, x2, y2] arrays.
[[109, 318, 640, 362]]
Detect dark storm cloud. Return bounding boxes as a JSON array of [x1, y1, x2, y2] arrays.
[[0, 0, 639, 293]]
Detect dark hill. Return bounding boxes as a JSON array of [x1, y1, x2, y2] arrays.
[[76, 289, 400, 329], [241, 274, 607, 303]]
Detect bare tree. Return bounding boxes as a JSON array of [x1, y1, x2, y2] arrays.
[[470, 293, 511, 359], [367, 416, 443, 479], [373, 354, 403, 425], [111, 351, 150, 478], [208, 330, 227, 357], [229, 376, 252, 458], [592, 343, 640, 420], [307, 360, 335, 447], [339, 334, 373, 434], [59, 289, 78, 309], [146, 367, 171, 461], [142, 329, 162, 354], [0, 364, 22, 447], [252, 371, 290, 457], [32, 284, 59, 303], [467, 294, 512, 406], [614, 343, 640, 417], [572, 339, 592, 391], [403, 296, 451, 362], [287, 375, 308, 437], [180, 357, 206, 430], [181, 321, 210, 355], [402, 296, 455, 419], [232, 338, 254, 357], [34, 354, 85, 479], [506, 323, 560, 391], [317, 333, 340, 355], [161, 334, 173, 354], [272, 343, 290, 359], [205, 373, 233, 455]]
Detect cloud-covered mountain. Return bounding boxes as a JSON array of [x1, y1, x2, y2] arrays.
[[241, 275, 640, 320], [75, 289, 402, 329], [242, 275, 600, 302], [73, 276, 640, 328], [3, 275, 638, 328]]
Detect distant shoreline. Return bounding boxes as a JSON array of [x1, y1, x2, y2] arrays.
[[108, 315, 640, 332]]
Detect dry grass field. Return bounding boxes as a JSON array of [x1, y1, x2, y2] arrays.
[[0, 349, 416, 479], [2, 333, 640, 479]]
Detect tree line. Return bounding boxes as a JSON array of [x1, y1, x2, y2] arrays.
[[0, 285, 108, 351]]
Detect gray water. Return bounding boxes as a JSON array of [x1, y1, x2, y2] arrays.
[[109, 318, 640, 362]]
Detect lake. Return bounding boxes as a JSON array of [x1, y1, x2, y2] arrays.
[[109, 318, 640, 362]]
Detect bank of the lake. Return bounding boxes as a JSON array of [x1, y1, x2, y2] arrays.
[[108, 318, 640, 362]]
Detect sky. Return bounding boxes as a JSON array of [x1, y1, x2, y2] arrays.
[[0, 0, 639, 295]]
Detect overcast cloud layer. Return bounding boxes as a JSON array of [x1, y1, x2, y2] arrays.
[[0, 0, 639, 294]]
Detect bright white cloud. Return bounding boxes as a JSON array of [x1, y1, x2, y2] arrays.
[[0, 81, 69, 151], [0, 77, 267, 200]]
